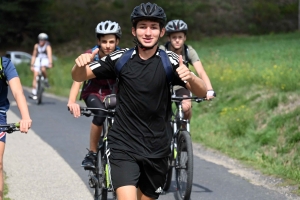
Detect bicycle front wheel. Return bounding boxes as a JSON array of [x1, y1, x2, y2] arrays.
[[176, 131, 193, 200], [36, 76, 43, 105]]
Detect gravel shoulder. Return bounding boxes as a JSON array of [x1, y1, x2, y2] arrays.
[[4, 109, 92, 200]]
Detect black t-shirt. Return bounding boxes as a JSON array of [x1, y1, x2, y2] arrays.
[[90, 46, 186, 158]]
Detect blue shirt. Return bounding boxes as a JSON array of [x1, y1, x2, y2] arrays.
[[0, 57, 19, 116]]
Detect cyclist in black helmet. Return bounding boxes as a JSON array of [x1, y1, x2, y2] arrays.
[[72, 2, 207, 200], [160, 19, 215, 121]]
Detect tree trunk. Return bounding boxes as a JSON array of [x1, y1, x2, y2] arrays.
[[299, 0, 300, 30]]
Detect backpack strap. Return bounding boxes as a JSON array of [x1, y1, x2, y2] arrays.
[[115, 48, 173, 85], [184, 44, 192, 65], [158, 49, 173, 85], [115, 48, 135, 79]]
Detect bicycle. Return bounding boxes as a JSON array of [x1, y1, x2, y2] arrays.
[[30, 60, 51, 105], [0, 123, 20, 133], [163, 96, 208, 200], [35, 70, 46, 105], [69, 94, 117, 200]]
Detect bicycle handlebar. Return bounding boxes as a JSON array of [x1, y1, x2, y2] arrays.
[[0, 123, 20, 133], [67, 107, 115, 117], [171, 96, 206, 103]]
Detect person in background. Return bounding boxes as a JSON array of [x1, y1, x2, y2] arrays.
[[160, 19, 215, 121], [29, 33, 52, 99]]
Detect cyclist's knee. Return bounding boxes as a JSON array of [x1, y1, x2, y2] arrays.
[[182, 100, 191, 112], [182, 100, 192, 119], [92, 117, 105, 127]]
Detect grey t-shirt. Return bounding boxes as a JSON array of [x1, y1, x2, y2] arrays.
[[159, 43, 200, 64], [159, 42, 200, 92]]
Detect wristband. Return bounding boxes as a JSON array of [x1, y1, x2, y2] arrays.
[[207, 90, 215, 96]]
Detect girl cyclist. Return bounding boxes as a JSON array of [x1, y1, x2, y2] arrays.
[[29, 33, 53, 99]]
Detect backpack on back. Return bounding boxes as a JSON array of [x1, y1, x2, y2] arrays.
[[115, 48, 173, 85], [0, 57, 7, 83]]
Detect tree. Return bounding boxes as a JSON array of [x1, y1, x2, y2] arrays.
[[0, 0, 52, 47]]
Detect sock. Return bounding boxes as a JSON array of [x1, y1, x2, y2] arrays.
[[32, 89, 37, 95]]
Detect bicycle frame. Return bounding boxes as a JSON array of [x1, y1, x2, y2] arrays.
[[76, 106, 116, 200], [164, 96, 206, 199]]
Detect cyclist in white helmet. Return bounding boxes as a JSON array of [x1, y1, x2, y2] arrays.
[[160, 19, 215, 121], [68, 20, 121, 170], [29, 33, 52, 99]]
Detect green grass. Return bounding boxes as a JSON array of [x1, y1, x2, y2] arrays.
[[4, 174, 10, 200], [16, 56, 75, 97], [15, 31, 300, 192], [189, 31, 300, 190]]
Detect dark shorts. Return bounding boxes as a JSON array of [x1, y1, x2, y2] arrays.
[[109, 149, 168, 199], [0, 115, 7, 143], [175, 87, 191, 97], [84, 94, 106, 126]]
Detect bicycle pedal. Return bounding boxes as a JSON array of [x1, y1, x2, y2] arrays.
[[88, 179, 96, 188]]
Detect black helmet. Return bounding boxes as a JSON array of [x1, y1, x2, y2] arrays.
[[166, 20, 188, 35], [131, 2, 167, 27]]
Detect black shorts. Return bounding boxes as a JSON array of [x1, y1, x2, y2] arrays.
[[84, 94, 106, 126], [109, 148, 168, 199], [175, 87, 191, 97]]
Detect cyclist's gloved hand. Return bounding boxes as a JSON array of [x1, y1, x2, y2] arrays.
[[176, 55, 193, 83], [75, 48, 99, 68], [19, 118, 32, 133], [67, 102, 81, 118], [206, 90, 216, 100]]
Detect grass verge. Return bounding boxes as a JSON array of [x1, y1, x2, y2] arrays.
[[190, 31, 300, 192]]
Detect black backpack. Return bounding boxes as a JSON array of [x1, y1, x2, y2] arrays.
[[115, 48, 173, 85]]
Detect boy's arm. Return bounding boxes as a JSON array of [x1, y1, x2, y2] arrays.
[[193, 61, 213, 90], [8, 77, 32, 133], [176, 56, 207, 97], [193, 61, 215, 99], [67, 81, 83, 118], [72, 49, 99, 82]]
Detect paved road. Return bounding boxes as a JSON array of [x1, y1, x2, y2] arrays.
[[4, 89, 298, 200]]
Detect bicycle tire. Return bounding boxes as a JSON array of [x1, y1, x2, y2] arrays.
[[176, 131, 193, 200], [36, 75, 43, 105]]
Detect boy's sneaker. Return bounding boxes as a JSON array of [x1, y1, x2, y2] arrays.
[[28, 93, 37, 100], [81, 150, 97, 170]]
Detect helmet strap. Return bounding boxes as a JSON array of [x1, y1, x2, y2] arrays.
[[133, 37, 158, 51]]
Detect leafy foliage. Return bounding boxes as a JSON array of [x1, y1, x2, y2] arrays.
[[0, 0, 298, 49]]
